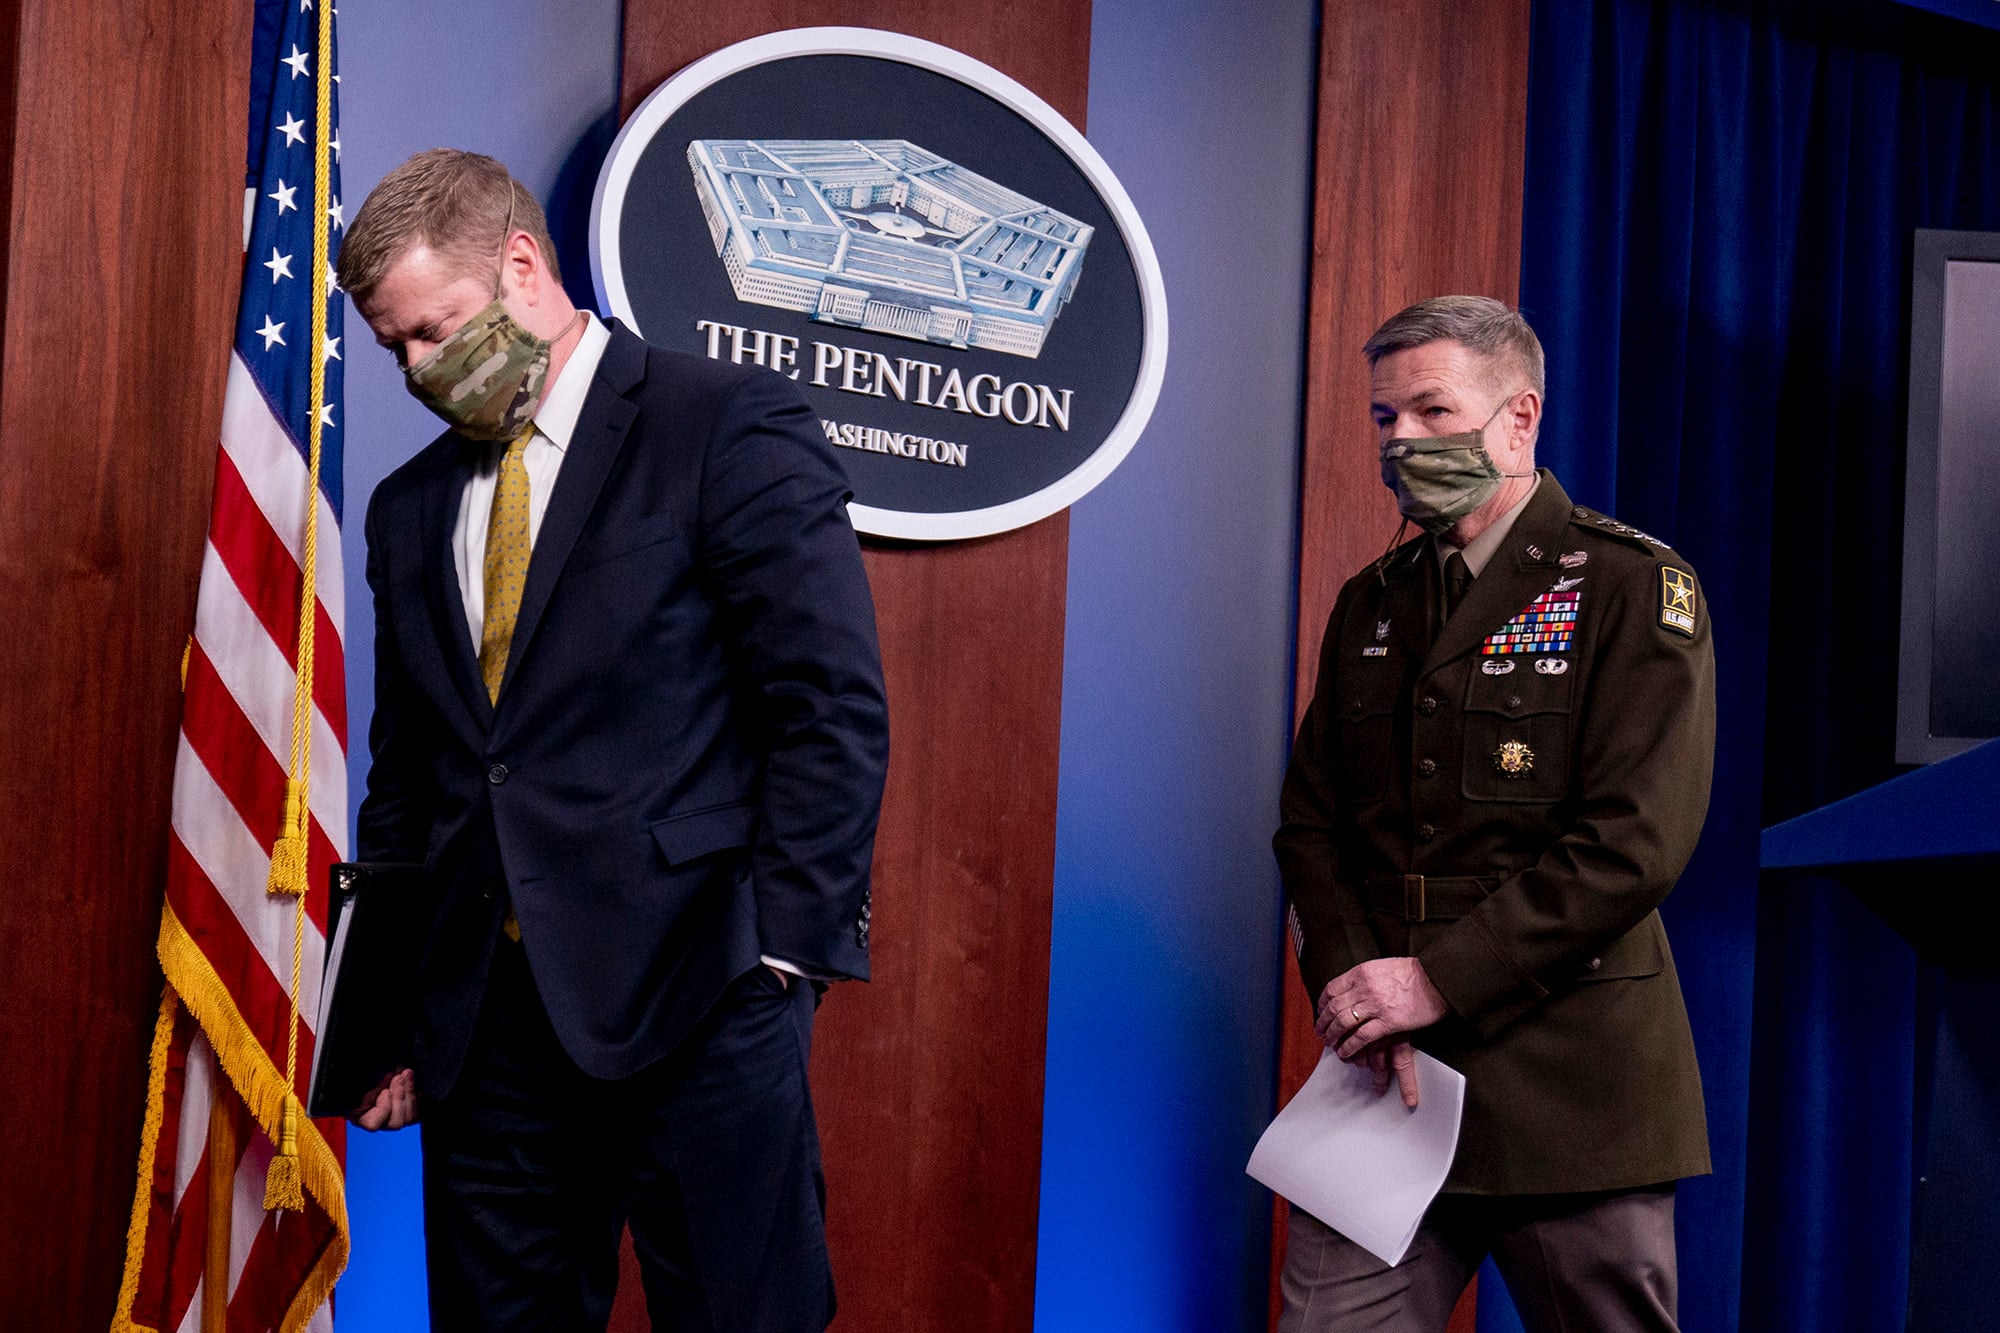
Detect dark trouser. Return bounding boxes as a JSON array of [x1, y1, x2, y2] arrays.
[[421, 940, 832, 1332], [1279, 1186, 1679, 1333]]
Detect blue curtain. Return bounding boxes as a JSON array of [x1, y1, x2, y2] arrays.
[[1505, 2, 2000, 1330]]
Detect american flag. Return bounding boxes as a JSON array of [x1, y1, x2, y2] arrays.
[[114, 1, 349, 1329]]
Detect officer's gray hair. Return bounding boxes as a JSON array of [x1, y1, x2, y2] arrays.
[[1363, 296, 1546, 400], [337, 148, 560, 301]]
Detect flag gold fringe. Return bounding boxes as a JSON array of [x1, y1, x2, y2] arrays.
[[109, 987, 178, 1333], [154, 900, 349, 1332]]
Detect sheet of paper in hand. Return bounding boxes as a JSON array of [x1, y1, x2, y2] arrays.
[[1247, 1049, 1467, 1266]]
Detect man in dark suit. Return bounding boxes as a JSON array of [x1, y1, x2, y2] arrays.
[[338, 149, 888, 1331], [1274, 297, 1714, 1331]]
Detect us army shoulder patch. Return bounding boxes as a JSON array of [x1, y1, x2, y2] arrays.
[[1659, 566, 1697, 636]]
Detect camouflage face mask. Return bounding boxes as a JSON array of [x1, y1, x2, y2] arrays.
[[402, 298, 555, 442], [1379, 392, 1534, 536]]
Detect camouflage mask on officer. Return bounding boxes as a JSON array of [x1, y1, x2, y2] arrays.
[[402, 299, 564, 442], [401, 190, 578, 442], [1379, 391, 1536, 536]]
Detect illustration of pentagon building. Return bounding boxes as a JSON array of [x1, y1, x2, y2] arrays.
[[687, 139, 1093, 358]]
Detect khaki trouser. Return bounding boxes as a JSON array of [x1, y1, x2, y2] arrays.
[[1278, 1186, 1678, 1333]]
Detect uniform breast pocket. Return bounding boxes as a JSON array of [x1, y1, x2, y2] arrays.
[[1461, 663, 1573, 803], [1335, 675, 1401, 806]]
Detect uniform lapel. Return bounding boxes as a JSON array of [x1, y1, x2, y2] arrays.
[[418, 440, 494, 743], [488, 323, 645, 708], [1420, 473, 1573, 674], [1379, 541, 1434, 665]]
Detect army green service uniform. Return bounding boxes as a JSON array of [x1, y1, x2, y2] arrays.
[[1274, 472, 1715, 1328]]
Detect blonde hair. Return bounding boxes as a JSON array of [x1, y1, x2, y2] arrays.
[[336, 148, 560, 300]]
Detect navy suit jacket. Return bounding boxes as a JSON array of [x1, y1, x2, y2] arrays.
[[357, 321, 888, 1096]]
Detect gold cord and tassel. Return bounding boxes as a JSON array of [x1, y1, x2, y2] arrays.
[[263, 0, 336, 1213], [262, 1101, 305, 1212]]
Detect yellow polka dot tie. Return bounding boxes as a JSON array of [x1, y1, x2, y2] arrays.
[[479, 427, 534, 705]]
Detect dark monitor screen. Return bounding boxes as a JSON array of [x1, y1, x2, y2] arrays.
[[1898, 230, 2000, 762]]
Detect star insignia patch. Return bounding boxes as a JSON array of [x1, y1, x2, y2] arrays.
[[1660, 567, 1697, 636]]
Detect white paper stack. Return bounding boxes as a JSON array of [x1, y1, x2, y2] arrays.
[[1247, 1049, 1467, 1266]]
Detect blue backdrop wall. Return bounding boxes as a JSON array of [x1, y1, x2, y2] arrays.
[[1035, 0, 1315, 1328], [332, 1, 1316, 1327]]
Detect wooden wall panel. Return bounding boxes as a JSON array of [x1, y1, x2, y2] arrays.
[[0, 3, 251, 1325], [619, 7, 1090, 1331], [1271, 3, 1533, 1328]]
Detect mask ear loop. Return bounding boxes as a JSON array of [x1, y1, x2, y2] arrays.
[[1372, 516, 1411, 587], [1486, 387, 1539, 479], [493, 181, 584, 353], [489, 179, 527, 305]]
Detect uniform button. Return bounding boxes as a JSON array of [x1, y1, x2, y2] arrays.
[[1349, 700, 1363, 716], [1418, 823, 1436, 842], [1506, 694, 1522, 710], [480, 881, 496, 900], [487, 763, 509, 786], [1587, 957, 1602, 971], [1418, 696, 1439, 715], [1418, 758, 1437, 777]]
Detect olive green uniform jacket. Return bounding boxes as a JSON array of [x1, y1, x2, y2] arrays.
[[1275, 472, 1714, 1196]]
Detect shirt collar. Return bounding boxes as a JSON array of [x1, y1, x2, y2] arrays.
[[1437, 473, 1541, 578], [529, 311, 608, 453]]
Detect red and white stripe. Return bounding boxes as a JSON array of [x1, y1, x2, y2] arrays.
[[126, 350, 347, 1332]]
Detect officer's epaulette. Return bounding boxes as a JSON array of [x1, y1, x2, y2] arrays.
[[1569, 506, 1669, 555]]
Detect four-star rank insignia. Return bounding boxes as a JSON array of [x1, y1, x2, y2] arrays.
[[1493, 740, 1535, 777], [1660, 566, 1697, 636]]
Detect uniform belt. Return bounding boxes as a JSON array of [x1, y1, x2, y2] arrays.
[[1364, 873, 1496, 923]]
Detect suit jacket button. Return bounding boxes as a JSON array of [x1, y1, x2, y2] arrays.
[[487, 763, 509, 785], [1418, 696, 1439, 715], [1418, 758, 1437, 777], [1417, 823, 1436, 841]]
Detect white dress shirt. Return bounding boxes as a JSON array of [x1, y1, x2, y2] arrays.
[[451, 312, 812, 980]]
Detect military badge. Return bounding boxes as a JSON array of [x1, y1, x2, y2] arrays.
[[1534, 658, 1569, 675], [1362, 646, 1388, 657], [1493, 740, 1535, 776], [1552, 574, 1584, 592], [1559, 550, 1588, 569], [1523, 543, 1543, 560], [1481, 659, 1516, 675], [1375, 620, 1391, 641], [1659, 567, 1697, 636], [1483, 586, 1580, 655]]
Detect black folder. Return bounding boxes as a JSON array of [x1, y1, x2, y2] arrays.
[[306, 861, 433, 1119]]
